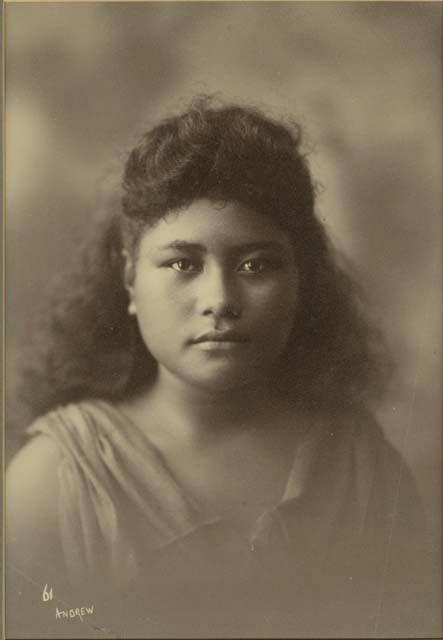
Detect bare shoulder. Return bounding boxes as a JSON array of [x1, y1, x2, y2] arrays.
[[7, 433, 63, 566], [7, 433, 61, 513], [6, 431, 79, 633]]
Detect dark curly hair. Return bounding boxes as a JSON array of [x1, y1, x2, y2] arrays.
[[18, 96, 391, 425]]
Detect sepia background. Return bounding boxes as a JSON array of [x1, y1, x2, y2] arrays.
[[5, 0, 441, 568]]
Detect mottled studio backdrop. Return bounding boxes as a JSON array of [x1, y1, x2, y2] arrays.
[[5, 2, 441, 551]]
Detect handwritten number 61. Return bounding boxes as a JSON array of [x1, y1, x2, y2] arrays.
[[42, 584, 53, 602]]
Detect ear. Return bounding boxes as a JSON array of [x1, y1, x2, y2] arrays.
[[121, 249, 135, 294]]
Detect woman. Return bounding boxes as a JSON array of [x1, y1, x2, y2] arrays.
[[6, 98, 437, 638]]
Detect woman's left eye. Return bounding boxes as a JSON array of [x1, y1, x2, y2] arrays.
[[239, 258, 269, 273]]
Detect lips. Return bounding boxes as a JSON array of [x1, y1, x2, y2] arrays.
[[192, 330, 248, 344]]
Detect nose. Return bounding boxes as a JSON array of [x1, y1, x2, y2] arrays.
[[196, 266, 242, 321]]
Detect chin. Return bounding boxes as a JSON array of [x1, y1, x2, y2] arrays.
[[187, 365, 270, 394]]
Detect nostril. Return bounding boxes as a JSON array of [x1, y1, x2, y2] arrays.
[[225, 306, 241, 319], [202, 303, 241, 319]]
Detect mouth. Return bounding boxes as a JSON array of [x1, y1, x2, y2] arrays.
[[191, 331, 249, 351], [192, 331, 248, 344]]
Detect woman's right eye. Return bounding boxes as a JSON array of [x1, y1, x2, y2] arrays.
[[168, 259, 201, 273]]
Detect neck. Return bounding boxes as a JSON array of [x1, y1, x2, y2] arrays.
[[147, 367, 284, 445]]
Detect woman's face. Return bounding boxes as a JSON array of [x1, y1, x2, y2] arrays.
[[128, 199, 298, 392]]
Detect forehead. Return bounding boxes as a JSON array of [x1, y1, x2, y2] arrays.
[[138, 199, 293, 253]]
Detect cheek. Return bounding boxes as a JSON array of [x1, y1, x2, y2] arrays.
[[134, 276, 185, 315], [247, 280, 298, 331], [132, 277, 193, 352], [132, 280, 169, 336]]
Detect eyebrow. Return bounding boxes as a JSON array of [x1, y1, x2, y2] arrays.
[[158, 240, 285, 253], [158, 241, 206, 253]]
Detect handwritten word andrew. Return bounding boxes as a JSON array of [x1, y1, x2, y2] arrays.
[[55, 605, 94, 620]]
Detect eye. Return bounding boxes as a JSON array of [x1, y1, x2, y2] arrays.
[[169, 258, 201, 273], [239, 258, 269, 273]]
